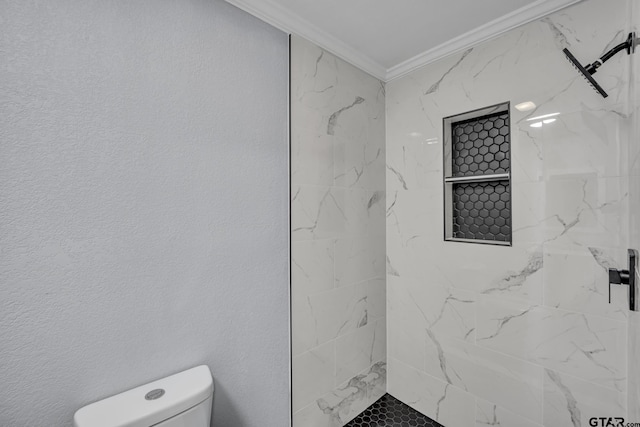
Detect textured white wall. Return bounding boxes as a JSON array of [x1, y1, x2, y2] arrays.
[[0, 1, 289, 426]]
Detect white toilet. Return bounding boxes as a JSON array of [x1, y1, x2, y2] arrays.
[[74, 365, 214, 427]]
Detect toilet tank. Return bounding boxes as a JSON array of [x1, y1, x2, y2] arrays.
[[74, 365, 213, 427]]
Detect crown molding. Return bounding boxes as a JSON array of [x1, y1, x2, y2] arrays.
[[385, 0, 585, 81], [224, 0, 387, 80], [225, 0, 584, 83]]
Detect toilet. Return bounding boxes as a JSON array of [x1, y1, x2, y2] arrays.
[[74, 365, 213, 427]]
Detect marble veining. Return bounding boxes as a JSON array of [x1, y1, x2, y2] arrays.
[[588, 247, 617, 270], [478, 307, 533, 341], [386, 165, 408, 190], [327, 97, 365, 135], [425, 48, 473, 95], [546, 369, 581, 427], [426, 329, 454, 386], [368, 191, 384, 211], [317, 362, 387, 424], [482, 251, 543, 295], [542, 17, 570, 49], [476, 398, 544, 427]]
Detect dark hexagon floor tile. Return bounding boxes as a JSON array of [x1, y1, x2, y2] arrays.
[[345, 394, 444, 427]]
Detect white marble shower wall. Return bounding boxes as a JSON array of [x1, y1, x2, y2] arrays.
[[291, 36, 387, 426], [386, 0, 634, 426], [628, 0, 640, 421]]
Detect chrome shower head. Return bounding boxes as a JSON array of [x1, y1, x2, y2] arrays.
[[563, 47, 609, 98]]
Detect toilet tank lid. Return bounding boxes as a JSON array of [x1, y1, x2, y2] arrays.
[[73, 365, 213, 427]]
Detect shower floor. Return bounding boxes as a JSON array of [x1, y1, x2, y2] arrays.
[[345, 394, 443, 427]]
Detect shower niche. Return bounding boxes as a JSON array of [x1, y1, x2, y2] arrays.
[[443, 102, 512, 245]]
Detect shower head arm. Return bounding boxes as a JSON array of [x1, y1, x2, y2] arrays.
[[563, 32, 638, 99], [585, 32, 637, 74]]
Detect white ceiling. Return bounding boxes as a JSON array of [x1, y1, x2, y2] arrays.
[[225, 0, 584, 81]]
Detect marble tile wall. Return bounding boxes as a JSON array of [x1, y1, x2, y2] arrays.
[[386, 0, 635, 425], [628, 0, 640, 422], [291, 36, 387, 426]]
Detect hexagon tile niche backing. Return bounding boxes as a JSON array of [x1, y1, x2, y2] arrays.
[[447, 109, 511, 243], [452, 181, 511, 242], [451, 112, 510, 177], [345, 394, 443, 427]]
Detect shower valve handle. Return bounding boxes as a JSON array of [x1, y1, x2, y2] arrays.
[[608, 249, 638, 311]]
